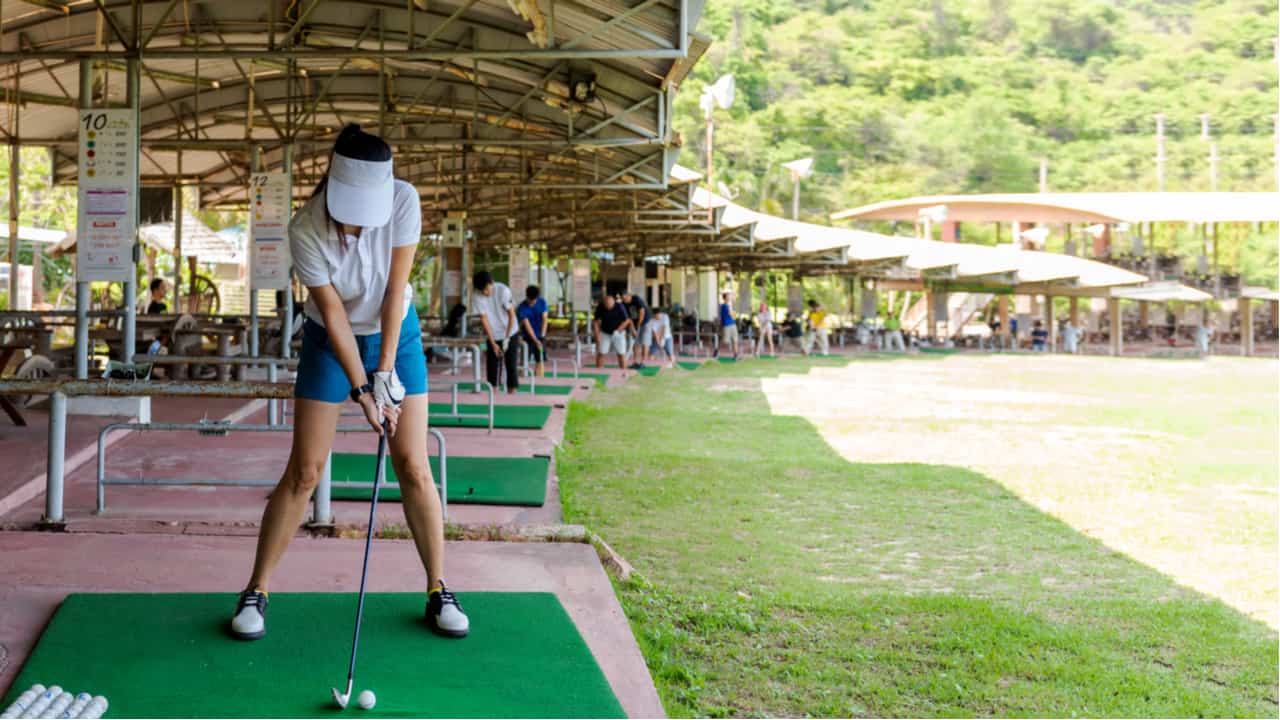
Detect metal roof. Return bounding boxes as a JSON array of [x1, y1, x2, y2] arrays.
[[832, 192, 1280, 224], [0, 0, 710, 253]]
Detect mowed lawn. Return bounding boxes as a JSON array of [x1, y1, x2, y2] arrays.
[[557, 354, 1279, 718]]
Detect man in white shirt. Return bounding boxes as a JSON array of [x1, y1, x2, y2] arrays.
[[649, 310, 675, 367], [471, 271, 521, 393], [1061, 319, 1080, 355], [1195, 318, 1213, 356]]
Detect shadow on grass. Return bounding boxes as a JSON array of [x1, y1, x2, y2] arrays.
[[558, 356, 1280, 718]]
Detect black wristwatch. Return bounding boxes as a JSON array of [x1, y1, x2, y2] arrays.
[[350, 383, 374, 404]]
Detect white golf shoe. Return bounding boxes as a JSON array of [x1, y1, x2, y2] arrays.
[[230, 589, 268, 640], [426, 581, 469, 638]]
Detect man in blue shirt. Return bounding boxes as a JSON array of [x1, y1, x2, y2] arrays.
[[517, 285, 549, 376], [1031, 320, 1049, 352], [718, 291, 739, 359]]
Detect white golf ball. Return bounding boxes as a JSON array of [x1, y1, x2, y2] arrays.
[[357, 689, 376, 710]]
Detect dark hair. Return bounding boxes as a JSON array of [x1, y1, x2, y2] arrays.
[[472, 271, 493, 291], [310, 124, 392, 238], [443, 302, 467, 336], [808, 299, 818, 308], [150, 278, 165, 293], [526, 285, 540, 301]]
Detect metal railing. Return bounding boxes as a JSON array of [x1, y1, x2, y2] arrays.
[[283, 379, 496, 432], [96, 420, 449, 522], [0, 378, 295, 525]]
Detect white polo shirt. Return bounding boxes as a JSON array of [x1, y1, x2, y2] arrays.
[[472, 282, 518, 340], [291, 179, 421, 335]]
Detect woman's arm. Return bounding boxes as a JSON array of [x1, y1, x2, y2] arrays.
[[377, 245, 416, 372]]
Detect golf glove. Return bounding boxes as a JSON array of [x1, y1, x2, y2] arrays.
[[372, 370, 405, 412]]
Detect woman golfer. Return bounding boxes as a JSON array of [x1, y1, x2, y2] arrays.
[[230, 124, 469, 640]]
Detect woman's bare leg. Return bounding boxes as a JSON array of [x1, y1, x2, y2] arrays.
[[387, 394, 444, 589], [246, 398, 342, 592]]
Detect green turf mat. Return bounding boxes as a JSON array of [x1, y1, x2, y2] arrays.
[[919, 347, 958, 355], [755, 354, 779, 359], [2, 592, 623, 718], [548, 371, 609, 387], [328, 453, 548, 505], [428, 403, 551, 429], [676, 361, 702, 370], [454, 381, 575, 396], [716, 357, 738, 364], [635, 366, 661, 376]]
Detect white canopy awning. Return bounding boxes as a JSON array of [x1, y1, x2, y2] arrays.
[[687, 182, 1150, 293], [1111, 282, 1214, 303]]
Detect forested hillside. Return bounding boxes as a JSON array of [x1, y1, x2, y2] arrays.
[[675, 0, 1278, 220]]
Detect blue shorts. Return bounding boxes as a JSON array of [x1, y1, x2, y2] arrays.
[[295, 305, 427, 403]]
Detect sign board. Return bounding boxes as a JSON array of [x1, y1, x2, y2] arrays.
[[787, 284, 803, 314], [571, 258, 592, 311], [76, 109, 136, 282], [443, 271, 462, 300], [0, 264, 32, 309], [249, 172, 292, 289], [627, 266, 645, 296], [861, 288, 878, 319], [683, 270, 698, 313], [509, 247, 530, 300], [736, 276, 753, 314], [441, 216, 465, 247], [932, 292, 949, 326]]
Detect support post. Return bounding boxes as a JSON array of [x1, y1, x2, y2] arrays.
[[1069, 296, 1079, 325], [311, 452, 333, 527], [122, 58, 140, 365], [1044, 295, 1055, 350], [267, 363, 279, 425], [75, 58, 93, 379], [32, 245, 43, 305], [249, 146, 261, 357], [8, 140, 18, 309], [925, 290, 936, 342], [1109, 298, 1123, 357], [1241, 297, 1254, 356], [43, 391, 67, 525], [997, 295, 1009, 350], [282, 144, 295, 359], [173, 181, 182, 311]]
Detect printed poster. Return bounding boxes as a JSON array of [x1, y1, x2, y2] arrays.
[[76, 110, 136, 282], [571, 258, 592, 311], [250, 173, 292, 289], [509, 247, 530, 300]]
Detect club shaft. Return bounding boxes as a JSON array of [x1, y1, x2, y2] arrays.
[[344, 422, 389, 687]]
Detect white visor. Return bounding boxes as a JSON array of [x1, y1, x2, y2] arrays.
[[326, 152, 394, 228]]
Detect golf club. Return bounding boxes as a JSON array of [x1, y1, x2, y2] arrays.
[[332, 416, 391, 709]]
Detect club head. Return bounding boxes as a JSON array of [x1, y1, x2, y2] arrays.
[[331, 687, 350, 709]]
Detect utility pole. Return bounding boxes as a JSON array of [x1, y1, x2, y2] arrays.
[[1154, 113, 1166, 192], [1038, 158, 1047, 193], [1209, 142, 1219, 192], [1201, 113, 1218, 192]]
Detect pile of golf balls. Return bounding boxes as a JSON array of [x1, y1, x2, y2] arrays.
[[1, 685, 107, 718]]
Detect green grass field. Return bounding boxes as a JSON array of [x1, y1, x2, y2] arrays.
[[557, 353, 1279, 717]]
